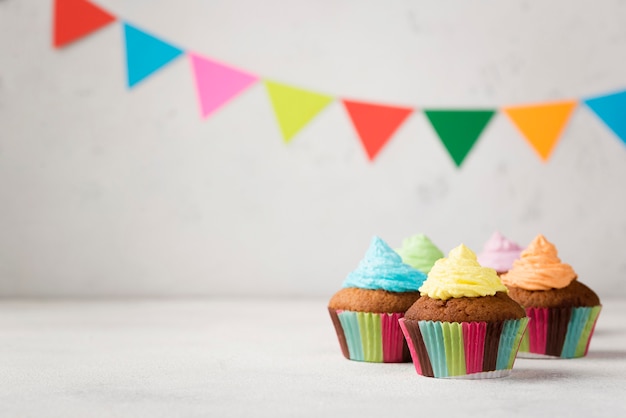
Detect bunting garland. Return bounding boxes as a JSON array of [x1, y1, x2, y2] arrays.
[[52, 0, 626, 167], [503, 101, 577, 161], [122, 23, 184, 88], [189, 54, 258, 118], [584, 91, 626, 147], [342, 101, 413, 160], [264, 81, 334, 142], [53, 0, 115, 48], [424, 110, 495, 167]]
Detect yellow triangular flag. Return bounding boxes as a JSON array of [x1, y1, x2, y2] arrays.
[[503, 101, 577, 161], [264, 80, 334, 142]]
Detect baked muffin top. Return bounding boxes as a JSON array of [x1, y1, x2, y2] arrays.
[[328, 288, 422, 313], [507, 280, 600, 308], [405, 292, 526, 322]]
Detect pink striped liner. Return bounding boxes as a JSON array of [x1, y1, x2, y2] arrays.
[[381, 313, 406, 363], [462, 322, 486, 374], [527, 307, 549, 354]]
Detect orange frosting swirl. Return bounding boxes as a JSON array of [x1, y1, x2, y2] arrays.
[[500, 234, 576, 290]]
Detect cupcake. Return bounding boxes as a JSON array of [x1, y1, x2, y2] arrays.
[[395, 233, 444, 274], [477, 231, 523, 275], [500, 235, 601, 359], [399, 244, 528, 379], [328, 236, 427, 363]]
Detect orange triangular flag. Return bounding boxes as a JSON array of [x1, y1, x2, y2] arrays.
[[503, 101, 577, 161], [53, 0, 116, 48]]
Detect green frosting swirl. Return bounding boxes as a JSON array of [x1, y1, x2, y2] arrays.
[[395, 234, 444, 274]]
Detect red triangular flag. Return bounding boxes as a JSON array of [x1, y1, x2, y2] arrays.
[[53, 0, 116, 48], [342, 100, 413, 160]]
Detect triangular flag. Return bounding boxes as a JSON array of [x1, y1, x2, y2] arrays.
[[424, 110, 495, 167], [263, 81, 334, 142], [503, 101, 577, 161], [584, 90, 626, 147], [189, 53, 258, 118], [342, 100, 413, 161], [53, 0, 116, 48], [123, 23, 184, 88]]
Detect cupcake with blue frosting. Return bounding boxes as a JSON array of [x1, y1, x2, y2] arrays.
[[328, 236, 427, 363]]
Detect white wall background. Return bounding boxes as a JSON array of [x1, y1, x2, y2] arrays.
[[1, 0, 626, 297]]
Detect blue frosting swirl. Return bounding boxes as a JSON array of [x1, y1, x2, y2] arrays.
[[342, 236, 427, 292]]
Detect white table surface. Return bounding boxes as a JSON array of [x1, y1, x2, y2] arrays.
[[1, 298, 625, 417]]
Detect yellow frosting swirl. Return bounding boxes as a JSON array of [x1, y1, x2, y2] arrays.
[[419, 244, 507, 300], [500, 234, 576, 290]]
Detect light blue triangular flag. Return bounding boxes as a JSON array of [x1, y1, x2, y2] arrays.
[[123, 23, 184, 88], [584, 90, 626, 146]]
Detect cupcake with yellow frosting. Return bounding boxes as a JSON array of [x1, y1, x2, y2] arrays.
[[399, 244, 528, 379], [395, 233, 444, 275], [328, 236, 427, 363], [501, 234, 601, 358]]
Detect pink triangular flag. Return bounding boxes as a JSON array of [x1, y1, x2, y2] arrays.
[[189, 53, 259, 118]]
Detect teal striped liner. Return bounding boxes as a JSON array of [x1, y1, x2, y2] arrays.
[[518, 305, 601, 358], [417, 318, 528, 378], [338, 311, 365, 361], [334, 310, 408, 362]]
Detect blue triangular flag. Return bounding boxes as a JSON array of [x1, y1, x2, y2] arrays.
[[584, 90, 626, 146], [123, 23, 184, 88]]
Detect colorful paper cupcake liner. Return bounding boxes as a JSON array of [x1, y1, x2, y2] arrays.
[[399, 317, 528, 378], [517, 305, 601, 358], [328, 309, 410, 362]]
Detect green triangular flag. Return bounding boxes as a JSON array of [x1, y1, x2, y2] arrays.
[[424, 110, 496, 167], [264, 80, 334, 142]]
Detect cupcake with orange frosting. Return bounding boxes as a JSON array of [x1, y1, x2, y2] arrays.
[[500, 234, 601, 358], [399, 244, 528, 379], [477, 231, 523, 275]]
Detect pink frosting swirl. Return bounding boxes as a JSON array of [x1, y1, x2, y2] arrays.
[[477, 231, 523, 273]]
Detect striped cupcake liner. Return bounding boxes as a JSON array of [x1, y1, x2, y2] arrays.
[[328, 308, 410, 362], [399, 317, 529, 378], [517, 305, 601, 359]]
